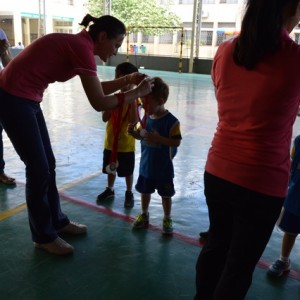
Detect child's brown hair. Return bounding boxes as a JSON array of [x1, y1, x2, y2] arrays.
[[149, 77, 169, 103]]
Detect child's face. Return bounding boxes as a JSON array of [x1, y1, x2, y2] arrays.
[[141, 95, 161, 115]]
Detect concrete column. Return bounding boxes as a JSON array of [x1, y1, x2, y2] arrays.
[[45, 14, 53, 34], [23, 18, 31, 46], [13, 12, 22, 46]]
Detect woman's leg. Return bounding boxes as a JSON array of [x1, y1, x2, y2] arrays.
[[213, 185, 283, 299], [0, 93, 68, 243], [195, 172, 284, 300], [195, 172, 234, 300], [35, 108, 69, 230]]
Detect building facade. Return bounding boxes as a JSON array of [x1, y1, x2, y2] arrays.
[[1, 0, 300, 60], [0, 0, 86, 47]]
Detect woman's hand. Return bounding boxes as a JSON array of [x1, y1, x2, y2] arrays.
[[127, 72, 147, 85], [135, 77, 154, 98]]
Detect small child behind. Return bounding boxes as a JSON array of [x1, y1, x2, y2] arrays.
[[128, 77, 182, 234], [96, 62, 138, 208], [267, 134, 300, 277]]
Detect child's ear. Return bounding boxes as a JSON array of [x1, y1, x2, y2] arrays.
[[159, 98, 165, 105]]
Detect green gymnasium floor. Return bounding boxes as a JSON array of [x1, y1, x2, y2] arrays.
[[1, 66, 300, 299]]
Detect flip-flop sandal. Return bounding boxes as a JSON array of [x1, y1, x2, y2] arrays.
[[0, 173, 16, 185]]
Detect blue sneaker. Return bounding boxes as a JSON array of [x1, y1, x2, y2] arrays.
[[267, 259, 291, 277], [162, 218, 173, 235]]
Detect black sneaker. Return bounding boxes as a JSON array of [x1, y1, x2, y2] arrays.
[[124, 191, 134, 208], [96, 187, 115, 203]]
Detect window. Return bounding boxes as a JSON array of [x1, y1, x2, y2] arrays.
[[220, 0, 238, 3], [203, 0, 215, 3], [179, 0, 194, 4], [200, 31, 213, 46], [159, 32, 173, 44], [202, 22, 214, 29], [142, 34, 154, 43], [216, 32, 226, 45], [129, 32, 138, 44], [218, 22, 236, 28], [53, 20, 73, 34]]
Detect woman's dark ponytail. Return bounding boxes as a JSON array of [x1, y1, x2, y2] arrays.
[[79, 14, 126, 41], [233, 0, 300, 70], [79, 14, 95, 28]]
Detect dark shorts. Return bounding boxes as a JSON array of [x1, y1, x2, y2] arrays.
[[102, 149, 135, 177], [135, 175, 175, 197], [277, 208, 300, 235]]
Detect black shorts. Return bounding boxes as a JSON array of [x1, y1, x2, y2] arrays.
[[102, 149, 135, 177], [135, 175, 175, 197], [277, 208, 300, 235]]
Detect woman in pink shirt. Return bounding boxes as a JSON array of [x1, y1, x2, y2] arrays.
[[0, 14, 153, 256], [195, 1, 300, 299]]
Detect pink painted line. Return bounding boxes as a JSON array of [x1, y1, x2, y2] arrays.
[[60, 192, 300, 282], [60, 192, 204, 247]]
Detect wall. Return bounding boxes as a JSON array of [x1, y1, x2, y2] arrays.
[[104, 54, 212, 75]]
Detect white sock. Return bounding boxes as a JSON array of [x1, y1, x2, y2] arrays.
[[280, 255, 289, 263]]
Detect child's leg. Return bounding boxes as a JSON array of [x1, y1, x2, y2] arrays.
[[281, 233, 297, 259], [124, 175, 134, 208], [162, 197, 173, 234], [107, 173, 116, 190], [162, 197, 172, 218], [125, 174, 133, 191], [132, 193, 151, 229], [141, 193, 151, 213]]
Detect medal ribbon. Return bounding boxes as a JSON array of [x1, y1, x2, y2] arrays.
[[109, 93, 126, 166], [136, 97, 148, 129]]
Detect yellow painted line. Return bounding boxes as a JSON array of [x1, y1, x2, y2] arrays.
[[0, 203, 27, 221], [59, 171, 102, 192], [0, 171, 102, 221]]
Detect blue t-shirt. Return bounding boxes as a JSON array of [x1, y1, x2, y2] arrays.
[[139, 111, 181, 180], [284, 135, 300, 216]]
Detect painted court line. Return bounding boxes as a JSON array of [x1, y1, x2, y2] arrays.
[[1, 182, 300, 282], [60, 191, 300, 282], [0, 203, 27, 221]]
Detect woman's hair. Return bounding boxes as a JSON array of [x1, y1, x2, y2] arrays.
[[79, 14, 126, 41], [233, 0, 300, 69]]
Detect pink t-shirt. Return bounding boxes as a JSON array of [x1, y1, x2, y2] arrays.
[[206, 30, 300, 197], [0, 30, 97, 101]]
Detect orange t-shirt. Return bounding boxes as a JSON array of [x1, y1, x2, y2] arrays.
[[206, 30, 300, 197]]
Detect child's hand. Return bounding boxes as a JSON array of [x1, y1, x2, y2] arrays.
[[127, 123, 136, 135], [144, 131, 160, 143]]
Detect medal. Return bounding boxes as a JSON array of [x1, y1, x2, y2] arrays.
[[136, 97, 148, 138], [106, 161, 119, 175]]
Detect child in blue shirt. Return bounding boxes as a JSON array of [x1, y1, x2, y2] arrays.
[[128, 77, 182, 234]]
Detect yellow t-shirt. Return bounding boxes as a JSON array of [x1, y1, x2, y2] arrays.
[[104, 104, 136, 152]]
